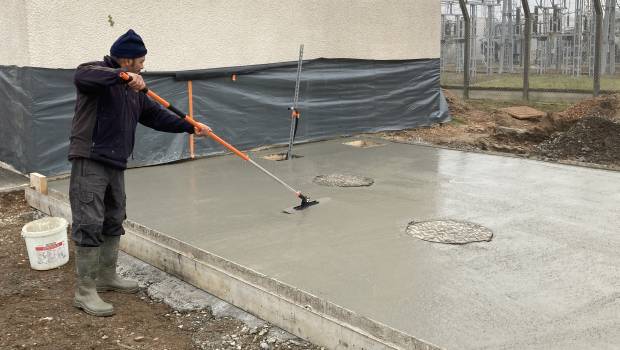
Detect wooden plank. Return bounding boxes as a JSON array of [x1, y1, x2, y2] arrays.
[[29, 172, 48, 195], [499, 106, 546, 120]]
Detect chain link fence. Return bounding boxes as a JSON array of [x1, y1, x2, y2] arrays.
[[441, 0, 620, 96]]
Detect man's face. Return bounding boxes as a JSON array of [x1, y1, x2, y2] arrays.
[[119, 57, 145, 73]]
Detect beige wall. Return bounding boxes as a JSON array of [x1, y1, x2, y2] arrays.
[[2, 0, 439, 70], [1, 0, 30, 66]]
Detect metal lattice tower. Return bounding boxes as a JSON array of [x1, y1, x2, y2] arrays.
[[440, 0, 619, 81]]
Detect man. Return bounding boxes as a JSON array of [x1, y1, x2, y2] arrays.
[[69, 29, 210, 316]]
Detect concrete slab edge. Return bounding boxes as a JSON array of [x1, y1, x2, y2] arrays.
[[0, 184, 28, 194], [24, 188, 442, 350]]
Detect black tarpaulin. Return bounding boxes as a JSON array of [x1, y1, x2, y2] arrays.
[[0, 58, 448, 176]]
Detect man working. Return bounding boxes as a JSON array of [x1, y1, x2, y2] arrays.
[[69, 29, 210, 316]]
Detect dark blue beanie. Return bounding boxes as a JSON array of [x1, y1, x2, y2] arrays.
[[110, 29, 147, 58]]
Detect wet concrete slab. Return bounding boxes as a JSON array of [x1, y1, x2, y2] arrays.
[[51, 139, 620, 349]]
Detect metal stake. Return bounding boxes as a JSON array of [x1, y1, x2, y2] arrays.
[[286, 44, 304, 160]]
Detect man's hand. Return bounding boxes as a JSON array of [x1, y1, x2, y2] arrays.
[[194, 122, 212, 137], [126, 72, 146, 91]]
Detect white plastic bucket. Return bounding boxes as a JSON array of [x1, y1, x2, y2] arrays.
[[21, 217, 69, 270]]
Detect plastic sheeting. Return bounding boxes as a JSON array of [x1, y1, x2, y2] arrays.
[[0, 66, 34, 173], [0, 58, 448, 176]]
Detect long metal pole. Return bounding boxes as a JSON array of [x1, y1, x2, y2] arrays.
[[459, 0, 471, 99], [521, 0, 531, 101], [286, 44, 304, 160], [248, 159, 299, 195], [593, 0, 603, 96]]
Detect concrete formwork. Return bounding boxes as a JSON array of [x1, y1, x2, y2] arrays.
[[27, 139, 620, 349]]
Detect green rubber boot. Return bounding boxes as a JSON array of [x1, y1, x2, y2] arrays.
[[96, 236, 140, 293], [73, 246, 115, 316]]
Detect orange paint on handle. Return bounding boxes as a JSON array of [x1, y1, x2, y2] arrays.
[[188, 80, 195, 159], [147, 90, 171, 108], [206, 131, 250, 161]]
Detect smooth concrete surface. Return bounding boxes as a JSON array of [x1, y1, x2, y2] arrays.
[[51, 139, 620, 349], [3, 0, 439, 69]]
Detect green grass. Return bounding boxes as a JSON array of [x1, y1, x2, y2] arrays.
[[441, 72, 620, 91], [466, 98, 572, 113]]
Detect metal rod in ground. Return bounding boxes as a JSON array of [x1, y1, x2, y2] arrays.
[[286, 44, 304, 160]]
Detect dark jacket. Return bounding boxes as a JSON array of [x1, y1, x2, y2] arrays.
[[69, 56, 194, 169]]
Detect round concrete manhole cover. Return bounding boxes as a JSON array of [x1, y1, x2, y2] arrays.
[[406, 220, 493, 244], [313, 174, 374, 187]]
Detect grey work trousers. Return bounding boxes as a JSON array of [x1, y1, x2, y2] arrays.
[[69, 158, 126, 247]]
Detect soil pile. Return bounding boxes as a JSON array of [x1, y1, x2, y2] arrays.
[[537, 116, 620, 165], [382, 91, 620, 169]]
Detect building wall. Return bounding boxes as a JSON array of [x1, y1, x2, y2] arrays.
[[2, 0, 440, 70], [1, 0, 30, 66]]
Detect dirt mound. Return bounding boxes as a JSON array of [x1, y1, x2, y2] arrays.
[[537, 116, 620, 165], [443, 89, 470, 116], [550, 94, 620, 129], [383, 92, 620, 170]]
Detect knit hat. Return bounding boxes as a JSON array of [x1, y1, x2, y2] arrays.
[[110, 29, 147, 58]]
